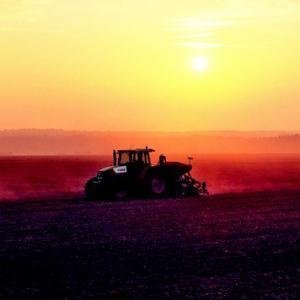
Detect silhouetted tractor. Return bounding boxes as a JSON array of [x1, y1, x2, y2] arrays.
[[85, 147, 208, 200]]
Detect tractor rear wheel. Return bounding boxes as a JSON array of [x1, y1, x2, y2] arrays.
[[150, 176, 167, 196]]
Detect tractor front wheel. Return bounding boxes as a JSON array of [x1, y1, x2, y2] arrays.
[[113, 188, 128, 200], [85, 177, 100, 200]]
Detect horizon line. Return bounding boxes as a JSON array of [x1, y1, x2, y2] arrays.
[[1, 128, 300, 134]]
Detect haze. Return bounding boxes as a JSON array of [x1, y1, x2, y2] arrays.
[[0, 0, 300, 131]]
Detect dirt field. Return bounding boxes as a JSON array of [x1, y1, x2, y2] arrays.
[[1, 192, 299, 299], [0, 155, 299, 298]]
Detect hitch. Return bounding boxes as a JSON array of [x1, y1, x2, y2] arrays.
[[178, 172, 209, 197]]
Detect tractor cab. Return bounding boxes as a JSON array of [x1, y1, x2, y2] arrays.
[[113, 147, 155, 166]]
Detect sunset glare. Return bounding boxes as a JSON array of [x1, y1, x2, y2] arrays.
[[0, 0, 300, 131], [192, 57, 209, 72]]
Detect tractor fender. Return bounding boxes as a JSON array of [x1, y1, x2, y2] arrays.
[[148, 163, 191, 180], [144, 165, 169, 180]]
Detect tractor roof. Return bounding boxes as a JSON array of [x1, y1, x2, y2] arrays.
[[116, 148, 155, 153]]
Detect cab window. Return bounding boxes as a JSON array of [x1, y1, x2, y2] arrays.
[[118, 152, 130, 165]]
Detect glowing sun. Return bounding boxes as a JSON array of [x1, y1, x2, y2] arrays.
[[192, 56, 209, 72]]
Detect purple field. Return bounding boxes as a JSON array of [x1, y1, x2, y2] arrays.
[[0, 154, 299, 298]]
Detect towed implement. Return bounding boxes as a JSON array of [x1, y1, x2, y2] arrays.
[[85, 147, 208, 200]]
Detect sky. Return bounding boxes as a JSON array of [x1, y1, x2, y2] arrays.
[[0, 0, 299, 131]]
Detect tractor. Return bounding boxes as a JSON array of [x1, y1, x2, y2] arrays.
[[85, 147, 208, 200]]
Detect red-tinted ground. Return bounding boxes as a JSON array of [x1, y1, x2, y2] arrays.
[[0, 155, 299, 298], [0, 154, 300, 201]]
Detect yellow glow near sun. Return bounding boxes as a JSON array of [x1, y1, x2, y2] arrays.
[[192, 56, 209, 72]]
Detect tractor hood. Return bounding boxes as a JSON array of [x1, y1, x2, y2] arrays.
[[99, 166, 114, 172], [99, 165, 128, 174]]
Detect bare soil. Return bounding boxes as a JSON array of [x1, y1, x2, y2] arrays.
[[1, 191, 299, 299]]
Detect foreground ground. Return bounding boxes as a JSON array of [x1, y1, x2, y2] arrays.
[[1, 191, 299, 299]]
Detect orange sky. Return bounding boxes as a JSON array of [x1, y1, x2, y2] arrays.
[[0, 0, 299, 131]]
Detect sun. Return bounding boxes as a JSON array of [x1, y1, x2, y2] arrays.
[[191, 56, 209, 72]]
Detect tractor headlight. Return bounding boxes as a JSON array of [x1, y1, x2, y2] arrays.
[[97, 171, 103, 182]]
